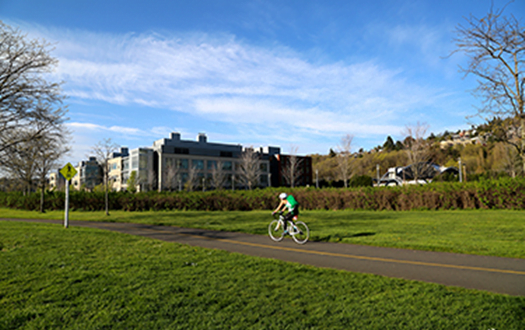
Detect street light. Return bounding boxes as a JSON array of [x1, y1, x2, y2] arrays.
[[458, 157, 463, 183]]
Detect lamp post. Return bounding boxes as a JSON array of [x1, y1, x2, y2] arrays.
[[458, 157, 463, 183], [315, 169, 319, 189]]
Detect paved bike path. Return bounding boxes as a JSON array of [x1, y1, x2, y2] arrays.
[[3, 218, 524, 296]]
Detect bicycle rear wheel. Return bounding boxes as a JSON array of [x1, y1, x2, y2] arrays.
[[291, 221, 309, 244], [268, 219, 285, 242]]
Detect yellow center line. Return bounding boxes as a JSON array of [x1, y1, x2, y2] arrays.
[[115, 225, 525, 276], [173, 231, 525, 276]]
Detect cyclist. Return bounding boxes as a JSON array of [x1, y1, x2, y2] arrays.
[[272, 192, 299, 233]]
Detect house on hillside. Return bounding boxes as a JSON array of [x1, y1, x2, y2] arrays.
[[375, 162, 458, 186]]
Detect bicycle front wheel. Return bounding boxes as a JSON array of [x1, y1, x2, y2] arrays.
[[292, 221, 309, 244], [268, 219, 285, 242]]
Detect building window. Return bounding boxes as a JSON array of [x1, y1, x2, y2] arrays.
[[260, 163, 268, 172], [207, 160, 217, 170], [220, 151, 233, 157], [177, 159, 188, 169], [175, 148, 189, 154], [223, 161, 232, 171], [165, 158, 174, 168], [193, 159, 204, 170], [139, 155, 148, 170]]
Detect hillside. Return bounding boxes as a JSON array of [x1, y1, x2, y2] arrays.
[[311, 130, 520, 187]]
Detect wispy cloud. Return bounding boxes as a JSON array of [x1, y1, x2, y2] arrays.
[[30, 26, 446, 130], [11, 20, 467, 157], [67, 122, 150, 136]]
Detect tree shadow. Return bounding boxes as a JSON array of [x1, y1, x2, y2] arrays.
[[315, 232, 376, 242], [349, 232, 376, 238]]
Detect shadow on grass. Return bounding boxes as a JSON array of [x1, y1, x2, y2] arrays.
[[314, 232, 376, 242]]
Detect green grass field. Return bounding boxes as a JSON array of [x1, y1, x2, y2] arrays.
[[1, 221, 524, 329], [1, 208, 524, 258]]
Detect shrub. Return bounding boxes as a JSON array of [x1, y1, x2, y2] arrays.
[[2, 178, 525, 212]]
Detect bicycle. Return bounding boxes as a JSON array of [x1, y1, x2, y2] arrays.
[[268, 212, 309, 244]]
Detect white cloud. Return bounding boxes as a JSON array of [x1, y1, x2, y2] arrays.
[[67, 122, 150, 136], [14, 22, 467, 158], [36, 28, 443, 121]]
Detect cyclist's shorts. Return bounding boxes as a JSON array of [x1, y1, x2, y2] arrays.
[[285, 207, 299, 221], [290, 206, 299, 217]]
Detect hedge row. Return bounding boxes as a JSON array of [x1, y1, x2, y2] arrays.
[[2, 178, 525, 212]]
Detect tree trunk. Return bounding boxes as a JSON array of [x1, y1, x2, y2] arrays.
[[105, 175, 110, 216], [521, 117, 525, 175], [39, 180, 45, 213]]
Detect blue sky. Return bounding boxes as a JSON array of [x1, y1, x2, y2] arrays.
[[1, 0, 523, 163]]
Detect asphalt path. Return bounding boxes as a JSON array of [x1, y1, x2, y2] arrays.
[[3, 218, 525, 296]]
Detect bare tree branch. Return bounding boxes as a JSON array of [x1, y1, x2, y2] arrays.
[[402, 122, 431, 182], [91, 138, 118, 215], [210, 160, 226, 190], [0, 21, 67, 162], [336, 135, 353, 188], [282, 146, 303, 188], [239, 147, 261, 190], [451, 5, 525, 171]]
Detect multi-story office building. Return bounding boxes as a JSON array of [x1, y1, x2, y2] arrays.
[[108, 147, 129, 192], [124, 148, 155, 192], [71, 157, 102, 191], [152, 132, 277, 191], [108, 147, 155, 192], [103, 132, 312, 192], [48, 171, 66, 190]]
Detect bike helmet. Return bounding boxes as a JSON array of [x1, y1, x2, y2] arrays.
[[279, 193, 287, 199]]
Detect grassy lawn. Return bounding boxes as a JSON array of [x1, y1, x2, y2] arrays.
[[1, 221, 523, 329], [1, 208, 524, 259]]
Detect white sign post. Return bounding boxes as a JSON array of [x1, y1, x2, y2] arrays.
[[60, 163, 77, 228], [64, 179, 70, 228]]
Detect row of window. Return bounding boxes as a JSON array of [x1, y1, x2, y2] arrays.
[[110, 158, 270, 176], [110, 154, 149, 172], [164, 158, 268, 172], [113, 173, 269, 186]]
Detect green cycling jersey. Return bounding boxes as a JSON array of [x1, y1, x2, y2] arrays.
[[285, 195, 298, 211]]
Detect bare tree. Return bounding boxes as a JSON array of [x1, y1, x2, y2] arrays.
[[0, 22, 67, 165], [2, 130, 38, 194], [185, 165, 198, 192], [496, 142, 522, 178], [282, 146, 303, 188], [145, 167, 157, 192], [91, 138, 118, 215], [210, 161, 226, 190], [238, 147, 261, 190], [403, 122, 431, 183], [451, 4, 525, 171], [165, 164, 180, 191], [34, 126, 70, 213], [336, 135, 354, 188]]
